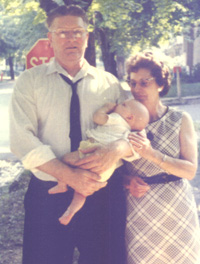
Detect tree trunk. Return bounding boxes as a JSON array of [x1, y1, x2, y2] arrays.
[[97, 28, 118, 77], [8, 56, 15, 80], [116, 56, 125, 80], [85, 32, 96, 66], [186, 27, 194, 76], [108, 51, 118, 77]]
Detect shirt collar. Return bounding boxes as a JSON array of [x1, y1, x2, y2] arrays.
[[46, 58, 97, 82]]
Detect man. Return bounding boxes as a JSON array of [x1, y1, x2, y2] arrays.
[[10, 4, 129, 264]]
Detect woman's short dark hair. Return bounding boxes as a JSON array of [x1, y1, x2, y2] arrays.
[[46, 5, 89, 29], [126, 51, 171, 97]]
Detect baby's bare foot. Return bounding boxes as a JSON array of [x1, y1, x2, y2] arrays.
[[48, 184, 68, 194], [59, 210, 74, 225]]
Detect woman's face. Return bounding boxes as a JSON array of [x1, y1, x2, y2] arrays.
[[129, 68, 163, 103]]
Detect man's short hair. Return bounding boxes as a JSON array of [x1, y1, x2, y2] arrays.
[[46, 4, 89, 29]]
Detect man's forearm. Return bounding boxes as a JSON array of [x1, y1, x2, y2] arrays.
[[36, 158, 105, 196], [36, 158, 74, 184]]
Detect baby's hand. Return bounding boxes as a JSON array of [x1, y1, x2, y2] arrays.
[[93, 102, 117, 124], [103, 102, 117, 113]]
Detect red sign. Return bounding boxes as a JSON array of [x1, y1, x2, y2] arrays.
[[26, 39, 54, 69], [173, 66, 181, 73]]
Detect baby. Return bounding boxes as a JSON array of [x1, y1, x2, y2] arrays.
[[49, 99, 149, 225]]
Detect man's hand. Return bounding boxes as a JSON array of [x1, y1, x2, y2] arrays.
[[124, 176, 150, 198], [68, 167, 107, 196], [74, 140, 129, 175], [37, 158, 106, 197]]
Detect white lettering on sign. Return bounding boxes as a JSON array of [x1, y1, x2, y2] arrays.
[[30, 57, 49, 67], [39, 57, 49, 64]]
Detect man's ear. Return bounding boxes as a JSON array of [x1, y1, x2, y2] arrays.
[[48, 32, 53, 47], [85, 32, 89, 48]]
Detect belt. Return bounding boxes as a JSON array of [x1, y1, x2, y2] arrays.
[[140, 173, 182, 185]]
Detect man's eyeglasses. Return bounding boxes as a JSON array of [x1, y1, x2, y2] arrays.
[[127, 77, 155, 89], [50, 28, 88, 39]]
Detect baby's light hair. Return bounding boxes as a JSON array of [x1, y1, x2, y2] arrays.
[[127, 99, 149, 131]]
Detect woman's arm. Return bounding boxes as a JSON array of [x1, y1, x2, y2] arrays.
[[128, 112, 198, 180]]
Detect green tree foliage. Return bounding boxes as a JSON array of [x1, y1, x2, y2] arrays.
[[88, 0, 200, 76], [1, 0, 200, 77], [0, 0, 47, 78], [0, 6, 21, 79], [92, 0, 198, 56]]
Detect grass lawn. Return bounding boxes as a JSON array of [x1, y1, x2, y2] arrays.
[[166, 81, 200, 98], [121, 81, 200, 99]]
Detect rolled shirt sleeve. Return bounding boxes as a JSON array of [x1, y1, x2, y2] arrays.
[[9, 70, 57, 170]]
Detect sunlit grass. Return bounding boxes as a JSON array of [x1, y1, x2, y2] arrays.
[[166, 82, 200, 98]]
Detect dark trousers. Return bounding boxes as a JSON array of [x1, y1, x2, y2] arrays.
[[23, 176, 76, 264], [23, 169, 127, 264]]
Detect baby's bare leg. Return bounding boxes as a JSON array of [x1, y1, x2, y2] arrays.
[[59, 192, 86, 225], [48, 182, 68, 194]]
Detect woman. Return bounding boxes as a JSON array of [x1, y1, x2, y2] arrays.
[[124, 51, 200, 263]]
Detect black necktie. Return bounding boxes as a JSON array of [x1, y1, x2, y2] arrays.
[[60, 74, 83, 151]]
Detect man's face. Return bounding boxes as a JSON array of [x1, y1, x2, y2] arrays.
[[48, 15, 89, 68]]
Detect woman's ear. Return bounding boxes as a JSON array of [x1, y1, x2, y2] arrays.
[[48, 32, 53, 47], [158, 86, 164, 92]]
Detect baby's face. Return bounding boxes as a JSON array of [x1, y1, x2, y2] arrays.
[[114, 101, 133, 120]]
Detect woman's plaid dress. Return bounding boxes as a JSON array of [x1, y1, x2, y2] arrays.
[[125, 107, 200, 264]]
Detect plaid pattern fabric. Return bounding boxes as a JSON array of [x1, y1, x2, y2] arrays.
[[125, 107, 200, 263]]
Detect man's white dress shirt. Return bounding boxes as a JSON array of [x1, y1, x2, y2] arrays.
[[10, 58, 124, 181]]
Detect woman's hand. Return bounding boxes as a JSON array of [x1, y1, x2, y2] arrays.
[[128, 132, 153, 159], [124, 176, 150, 198]]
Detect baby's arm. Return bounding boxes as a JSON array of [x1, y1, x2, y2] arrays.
[[93, 102, 116, 125]]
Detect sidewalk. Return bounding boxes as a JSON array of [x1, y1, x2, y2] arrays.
[[162, 95, 200, 106]]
